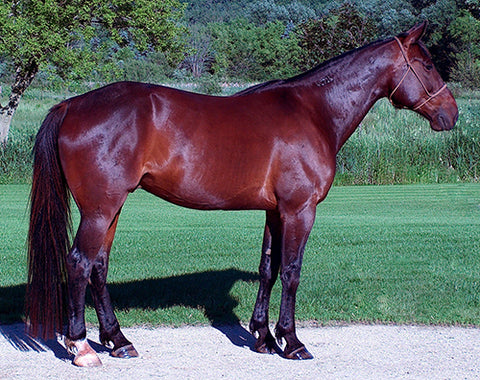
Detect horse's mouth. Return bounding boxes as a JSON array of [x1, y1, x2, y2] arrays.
[[431, 110, 458, 131]]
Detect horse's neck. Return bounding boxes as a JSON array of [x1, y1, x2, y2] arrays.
[[297, 41, 394, 153]]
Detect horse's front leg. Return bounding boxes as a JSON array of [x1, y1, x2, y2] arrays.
[[275, 203, 316, 360], [250, 210, 282, 354]]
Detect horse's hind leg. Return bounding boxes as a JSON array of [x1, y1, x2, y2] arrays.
[[64, 215, 106, 366], [250, 210, 282, 354], [89, 212, 138, 358], [65, 195, 130, 366]]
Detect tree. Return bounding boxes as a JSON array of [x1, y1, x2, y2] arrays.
[[420, 0, 458, 80], [449, 9, 480, 88], [181, 26, 215, 78], [246, 0, 316, 26], [209, 19, 302, 81], [351, 0, 417, 37], [465, 0, 480, 19], [297, 3, 378, 70], [0, 0, 185, 146]]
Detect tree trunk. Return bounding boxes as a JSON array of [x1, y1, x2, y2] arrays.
[[0, 111, 15, 146], [0, 61, 39, 146]]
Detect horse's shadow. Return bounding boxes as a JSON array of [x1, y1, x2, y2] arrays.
[[0, 268, 259, 357], [106, 268, 258, 348]]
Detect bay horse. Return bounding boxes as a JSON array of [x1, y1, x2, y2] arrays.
[[26, 22, 458, 366]]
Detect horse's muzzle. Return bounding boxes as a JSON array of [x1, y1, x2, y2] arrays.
[[431, 108, 458, 131]]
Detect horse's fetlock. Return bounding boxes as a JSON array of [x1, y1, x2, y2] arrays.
[[99, 331, 113, 348], [65, 337, 77, 355], [66, 328, 87, 343], [274, 323, 286, 342], [249, 319, 266, 336]]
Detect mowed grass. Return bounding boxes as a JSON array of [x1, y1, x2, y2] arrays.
[[1, 183, 479, 327]]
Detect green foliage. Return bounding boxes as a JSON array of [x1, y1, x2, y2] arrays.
[[0, 0, 478, 89], [179, 0, 480, 88], [120, 52, 176, 83], [195, 75, 223, 95], [184, 0, 246, 24], [449, 9, 480, 89], [420, 0, 458, 43], [246, 0, 316, 26], [297, 3, 378, 69], [0, 1, 81, 69], [347, 0, 416, 37], [0, 0, 187, 145], [416, 0, 458, 79], [0, 0, 185, 79], [180, 25, 215, 78], [96, 0, 186, 55], [209, 19, 302, 80], [465, 0, 480, 18]]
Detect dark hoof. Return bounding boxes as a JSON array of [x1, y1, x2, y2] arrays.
[[111, 344, 139, 359], [284, 346, 314, 360]]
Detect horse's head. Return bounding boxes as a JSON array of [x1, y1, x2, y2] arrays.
[[388, 21, 458, 131]]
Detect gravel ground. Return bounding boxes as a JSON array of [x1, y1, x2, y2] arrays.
[[1, 323, 480, 379]]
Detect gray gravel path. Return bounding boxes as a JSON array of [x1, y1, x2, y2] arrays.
[[1, 323, 479, 379]]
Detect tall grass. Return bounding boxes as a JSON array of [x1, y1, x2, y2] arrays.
[[1, 85, 479, 184], [0, 87, 71, 184], [335, 97, 480, 184]]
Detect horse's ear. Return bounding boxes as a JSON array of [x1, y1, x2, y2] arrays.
[[400, 21, 428, 48]]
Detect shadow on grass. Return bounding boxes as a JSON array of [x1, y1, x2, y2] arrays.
[[0, 268, 259, 354]]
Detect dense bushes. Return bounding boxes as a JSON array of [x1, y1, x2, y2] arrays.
[[297, 4, 377, 69], [448, 10, 480, 89], [2, 1, 478, 89], [181, 0, 480, 87], [208, 19, 302, 80]]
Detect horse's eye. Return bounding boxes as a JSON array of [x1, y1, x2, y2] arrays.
[[425, 64, 433, 71]]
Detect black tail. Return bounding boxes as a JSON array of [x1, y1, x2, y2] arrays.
[[26, 102, 71, 339]]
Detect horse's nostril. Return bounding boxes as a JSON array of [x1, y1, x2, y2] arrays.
[[437, 110, 457, 131], [439, 115, 447, 130]]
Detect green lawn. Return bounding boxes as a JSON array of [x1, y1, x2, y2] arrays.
[[1, 183, 479, 326]]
